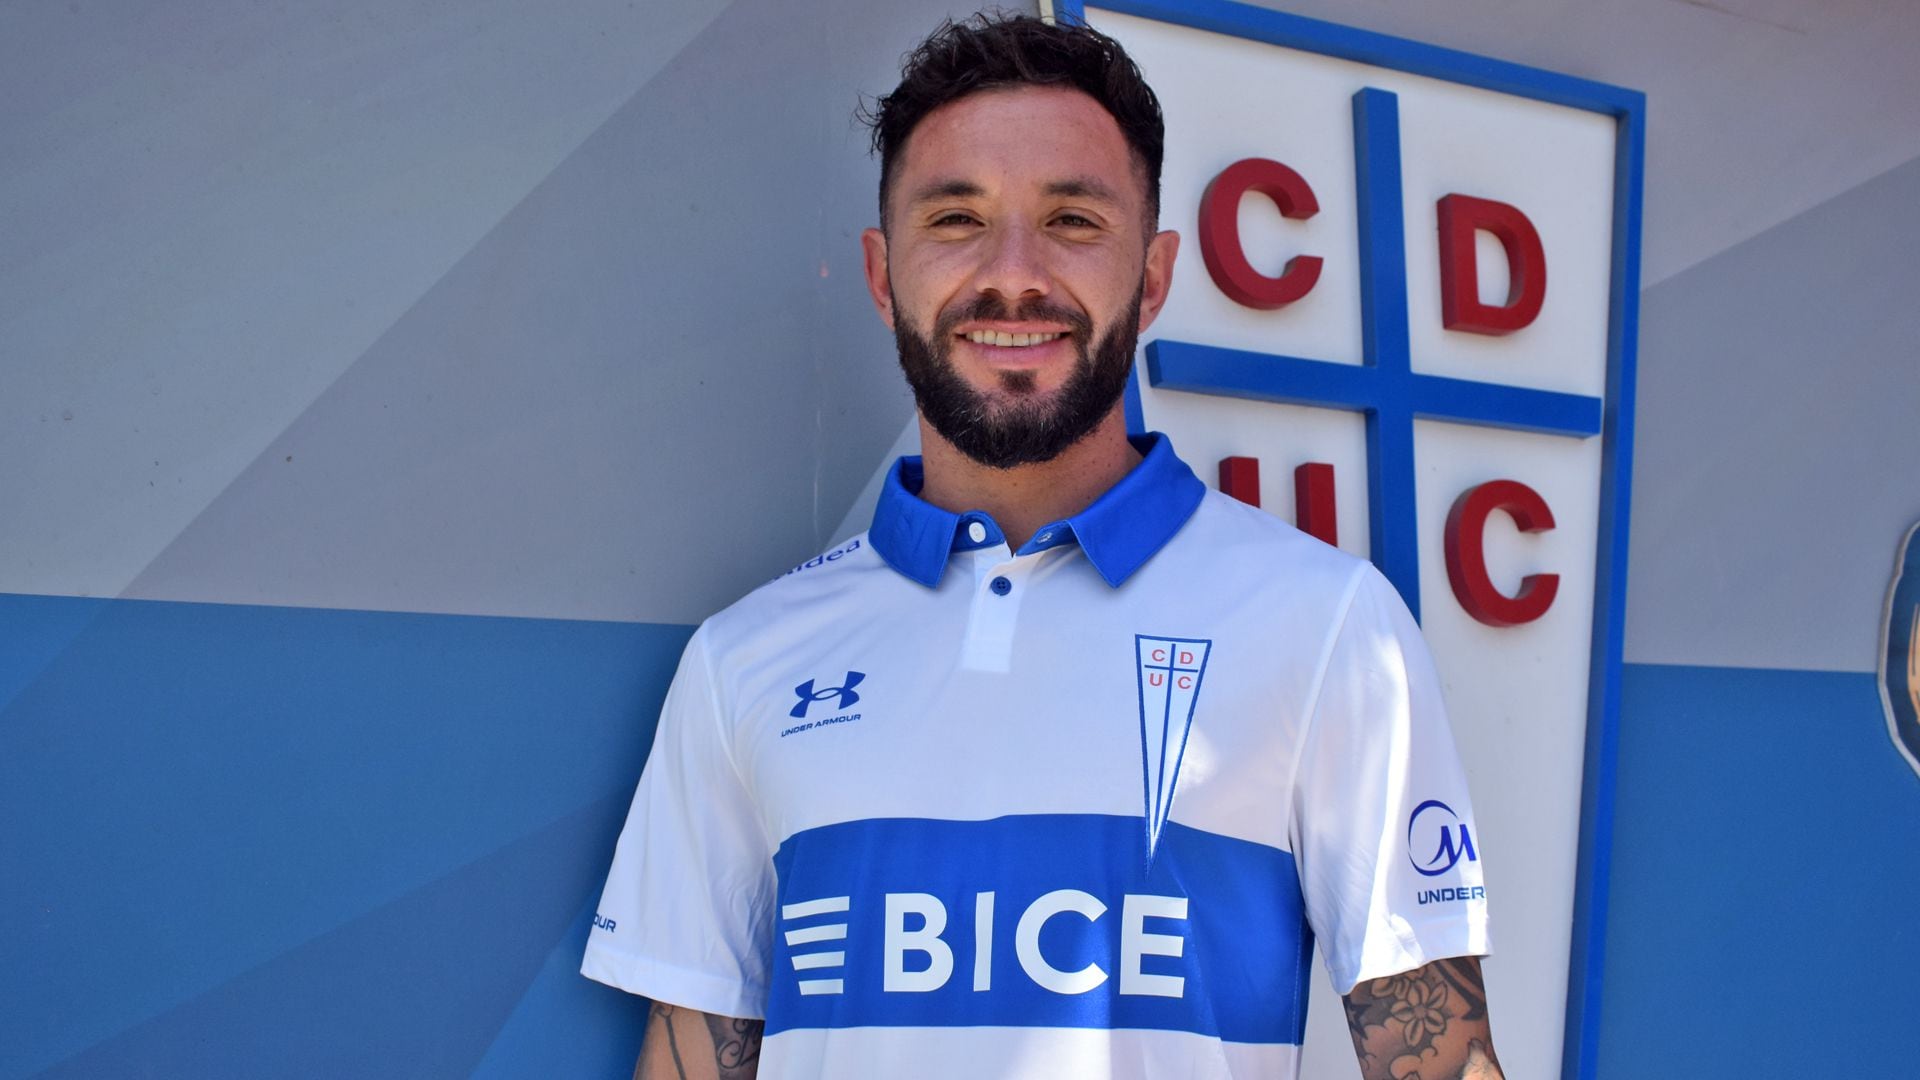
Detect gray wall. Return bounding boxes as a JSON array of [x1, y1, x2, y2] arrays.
[[4, 1, 1918, 1077]]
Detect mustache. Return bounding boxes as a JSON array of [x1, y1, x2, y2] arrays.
[[932, 296, 1092, 338]]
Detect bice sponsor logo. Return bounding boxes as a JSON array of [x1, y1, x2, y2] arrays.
[[780, 888, 1192, 1000], [764, 814, 1309, 1041]]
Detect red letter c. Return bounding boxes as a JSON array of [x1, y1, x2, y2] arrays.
[[1444, 479, 1558, 627], [1199, 159, 1322, 310]]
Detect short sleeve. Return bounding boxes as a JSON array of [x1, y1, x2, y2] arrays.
[[1289, 566, 1491, 995], [581, 625, 776, 1018]]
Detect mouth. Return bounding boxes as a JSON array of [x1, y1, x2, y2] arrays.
[[953, 329, 1075, 370], [960, 330, 1070, 348]]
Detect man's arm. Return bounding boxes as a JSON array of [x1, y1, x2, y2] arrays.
[[1341, 956, 1503, 1080], [634, 1002, 763, 1080]]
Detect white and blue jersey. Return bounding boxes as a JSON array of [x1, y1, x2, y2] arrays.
[[583, 434, 1489, 1079]]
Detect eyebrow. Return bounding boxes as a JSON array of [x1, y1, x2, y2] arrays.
[[1043, 176, 1123, 203], [905, 178, 986, 205], [904, 175, 1126, 206]]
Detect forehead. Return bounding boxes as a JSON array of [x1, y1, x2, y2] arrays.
[[895, 84, 1141, 205]]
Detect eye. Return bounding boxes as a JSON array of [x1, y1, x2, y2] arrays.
[[930, 211, 981, 228], [1052, 213, 1100, 229]]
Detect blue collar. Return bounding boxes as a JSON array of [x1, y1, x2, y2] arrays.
[[868, 432, 1206, 589]]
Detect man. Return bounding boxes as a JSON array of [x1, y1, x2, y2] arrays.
[[584, 14, 1499, 1080]]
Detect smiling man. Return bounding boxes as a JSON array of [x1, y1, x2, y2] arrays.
[[584, 14, 1499, 1080]]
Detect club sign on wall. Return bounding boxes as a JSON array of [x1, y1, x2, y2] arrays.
[[1882, 521, 1920, 778], [1064, 2, 1644, 1078]]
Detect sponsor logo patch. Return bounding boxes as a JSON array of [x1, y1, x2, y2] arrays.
[[1407, 798, 1478, 877], [774, 538, 863, 582]]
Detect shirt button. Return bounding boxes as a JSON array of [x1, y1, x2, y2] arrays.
[[967, 521, 987, 543], [1036, 531, 1053, 543], [989, 576, 1012, 596]]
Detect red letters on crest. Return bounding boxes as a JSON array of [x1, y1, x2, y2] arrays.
[[1215, 458, 1559, 626], [1444, 479, 1559, 626], [1198, 161, 1547, 336], [1436, 194, 1547, 335], [1196, 162, 1561, 627], [1198, 159, 1323, 309]]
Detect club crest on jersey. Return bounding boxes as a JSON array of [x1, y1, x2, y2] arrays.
[[1135, 636, 1212, 861]]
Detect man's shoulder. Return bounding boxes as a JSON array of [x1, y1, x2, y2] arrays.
[[1174, 487, 1372, 589], [759, 533, 877, 591], [698, 532, 889, 651]]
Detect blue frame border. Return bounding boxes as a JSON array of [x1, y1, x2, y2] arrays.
[[1061, 2, 1644, 1077]]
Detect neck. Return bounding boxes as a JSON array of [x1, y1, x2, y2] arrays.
[[916, 405, 1142, 550]]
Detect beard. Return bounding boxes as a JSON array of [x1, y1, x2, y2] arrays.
[[893, 286, 1143, 470]]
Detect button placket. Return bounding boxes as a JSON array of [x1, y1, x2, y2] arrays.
[[960, 548, 1032, 672]]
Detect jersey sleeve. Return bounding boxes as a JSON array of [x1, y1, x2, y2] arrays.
[[1289, 565, 1491, 995], [581, 624, 776, 1018]]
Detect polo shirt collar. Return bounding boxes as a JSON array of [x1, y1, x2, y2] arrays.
[[868, 432, 1205, 589]]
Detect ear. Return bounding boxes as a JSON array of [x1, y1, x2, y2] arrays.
[[1136, 229, 1181, 335], [861, 227, 895, 329]]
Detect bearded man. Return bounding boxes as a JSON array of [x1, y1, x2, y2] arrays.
[[584, 14, 1500, 1080]]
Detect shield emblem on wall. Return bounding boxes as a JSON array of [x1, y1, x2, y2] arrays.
[[1881, 521, 1920, 778], [1061, 2, 1644, 1076]]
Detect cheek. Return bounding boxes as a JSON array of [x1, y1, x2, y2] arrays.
[[1056, 239, 1142, 285], [890, 255, 974, 325]]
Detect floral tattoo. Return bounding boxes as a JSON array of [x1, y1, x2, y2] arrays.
[[1342, 957, 1502, 1080]]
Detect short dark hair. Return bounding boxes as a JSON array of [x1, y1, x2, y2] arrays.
[[861, 13, 1165, 233]]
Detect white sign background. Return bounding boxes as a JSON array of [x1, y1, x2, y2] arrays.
[[1089, 5, 1625, 1078]]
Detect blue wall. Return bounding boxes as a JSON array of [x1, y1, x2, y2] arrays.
[[0, 593, 685, 1078], [1599, 664, 1920, 1077]]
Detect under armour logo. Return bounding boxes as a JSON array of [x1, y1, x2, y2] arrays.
[[791, 671, 865, 718]]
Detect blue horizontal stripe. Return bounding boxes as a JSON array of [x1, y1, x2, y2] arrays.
[[767, 814, 1311, 1045], [1411, 373, 1603, 435], [1147, 340, 1602, 437]]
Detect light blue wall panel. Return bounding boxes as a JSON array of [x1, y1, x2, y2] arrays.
[[0, 593, 688, 1078], [1598, 663, 1920, 1079]]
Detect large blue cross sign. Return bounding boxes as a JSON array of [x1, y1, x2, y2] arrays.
[[1128, 88, 1604, 622], [1079, 2, 1646, 1078]]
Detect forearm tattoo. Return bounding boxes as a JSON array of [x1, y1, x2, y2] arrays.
[[1342, 957, 1504, 1080], [701, 1012, 763, 1077], [639, 1003, 764, 1080]]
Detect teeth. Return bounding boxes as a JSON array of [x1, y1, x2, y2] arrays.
[[966, 331, 1064, 347]]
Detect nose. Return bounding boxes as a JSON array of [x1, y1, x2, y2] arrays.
[[971, 221, 1051, 303]]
